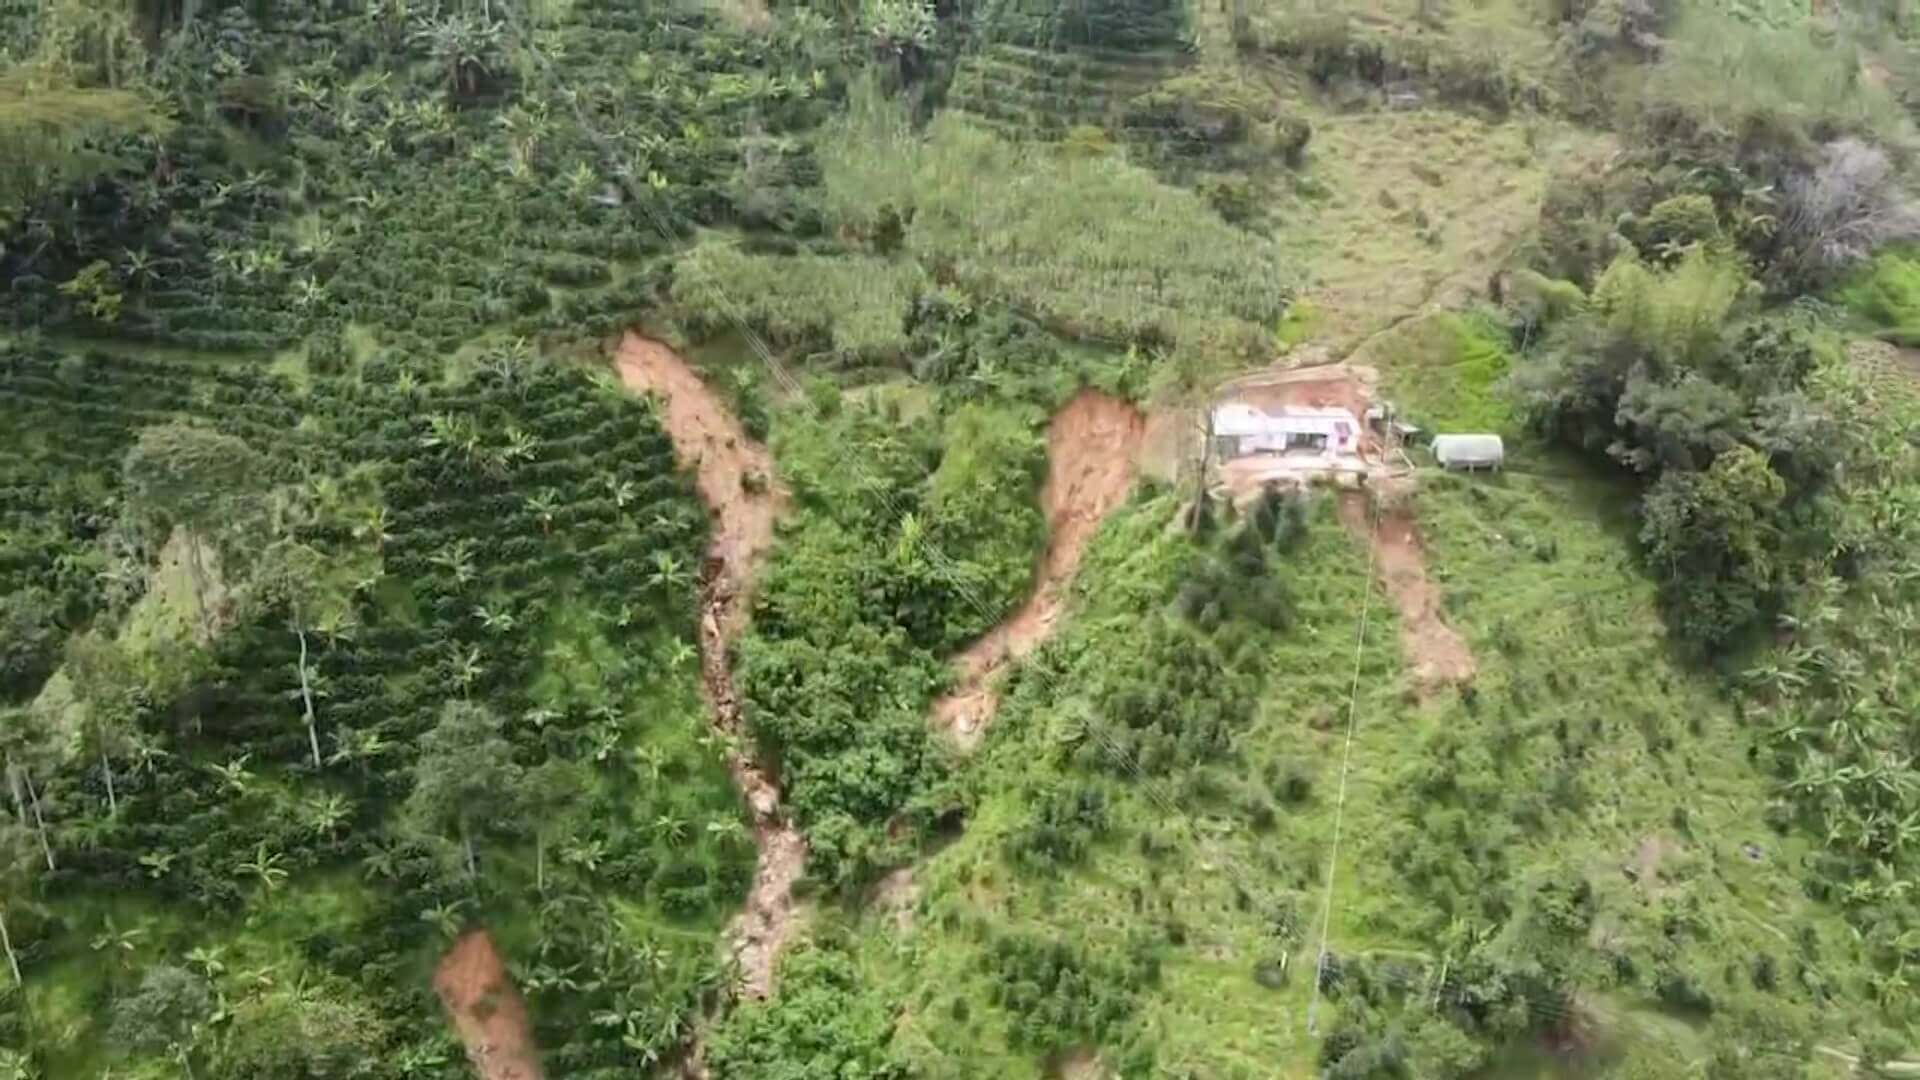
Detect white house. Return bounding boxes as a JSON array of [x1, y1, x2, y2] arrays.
[[1212, 403, 1363, 460]]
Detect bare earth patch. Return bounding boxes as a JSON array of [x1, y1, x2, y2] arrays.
[[1055, 1048, 1111, 1079], [1337, 492, 1475, 694], [613, 332, 804, 1000], [435, 930, 545, 1080], [869, 865, 921, 933], [931, 390, 1146, 751]]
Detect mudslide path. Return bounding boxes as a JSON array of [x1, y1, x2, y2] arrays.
[[1336, 492, 1475, 694], [612, 332, 803, 1001], [435, 931, 545, 1080], [932, 391, 1146, 751]]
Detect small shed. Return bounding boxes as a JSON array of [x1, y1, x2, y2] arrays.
[[1432, 434, 1504, 471], [1212, 403, 1361, 459]]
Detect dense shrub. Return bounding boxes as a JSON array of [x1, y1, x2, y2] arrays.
[[707, 941, 906, 1080], [1516, 249, 1871, 646]]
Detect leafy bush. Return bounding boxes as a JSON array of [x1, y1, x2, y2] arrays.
[[1517, 249, 1869, 646], [1003, 780, 1111, 870], [982, 930, 1160, 1055], [1835, 248, 1920, 344], [707, 940, 906, 1080], [739, 396, 1053, 882]]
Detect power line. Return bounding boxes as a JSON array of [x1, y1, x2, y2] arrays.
[[1305, 490, 1379, 1036]]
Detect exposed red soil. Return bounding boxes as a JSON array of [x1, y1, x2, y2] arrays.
[[434, 930, 545, 1080], [613, 332, 804, 1001], [616, 332, 784, 637], [1337, 492, 1475, 694], [931, 390, 1146, 751]]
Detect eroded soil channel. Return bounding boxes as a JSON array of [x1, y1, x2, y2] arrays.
[[1336, 491, 1476, 694], [435, 930, 546, 1080], [613, 332, 803, 1000], [932, 390, 1146, 751]]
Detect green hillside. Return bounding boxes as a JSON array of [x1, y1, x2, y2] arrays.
[[2, 0, 1918, 1077]]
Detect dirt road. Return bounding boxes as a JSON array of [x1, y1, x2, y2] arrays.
[[931, 390, 1146, 751], [613, 332, 803, 1000]]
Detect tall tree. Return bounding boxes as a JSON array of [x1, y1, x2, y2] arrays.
[[402, 701, 526, 880], [0, 817, 37, 986], [249, 539, 350, 769], [0, 707, 58, 873], [121, 423, 260, 637], [111, 964, 212, 1079], [64, 631, 143, 817], [525, 756, 584, 894]]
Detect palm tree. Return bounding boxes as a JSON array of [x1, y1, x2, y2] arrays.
[[430, 539, 477, 586], [650, 813, 688, 848], [361, 843, 402, 883], [394, 1044, 451, 1078], [304, 793, 352, 838], [210, 755, 253, 797], [472, 605, 517, 635], [631, 745, 664, 783], [502, 425, 537, 467], [138, 851, 177, 879], [329, 725, 392, 774], [527, 489, 561, 536], [89, 915, 146, 966], [559, 837, 606, 873], [705, 818, 748, 845], [237, 844, 289, 892], [353, 503, 389, 549], [316, 608, 359, 649], [449, 646, 485, 694], [128, 739, 173, 778], [648, 552, 687, 592], [121, 247, 158, 287], [292, 276, 328, 310], [420, 898, 470, 941], [589, 723, 622, 763], [524, 961, 584, 996], [667, 639, 698, 671], [408, 12, 503, 97], [185, 945, 227, 980]]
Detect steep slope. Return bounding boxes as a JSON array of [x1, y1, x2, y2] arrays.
[[613, 332, 802, 1001], [932, 390, 1146, 750]]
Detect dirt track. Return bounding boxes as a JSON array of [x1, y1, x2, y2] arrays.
[[931, 390, 1146, 751], [1337, 492, 1475, 693], [613, 332, 803, 1001], [435, 931, 545, 1080]]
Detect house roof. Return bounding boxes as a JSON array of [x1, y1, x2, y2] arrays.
[[1212, 402, 1358, 436]]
